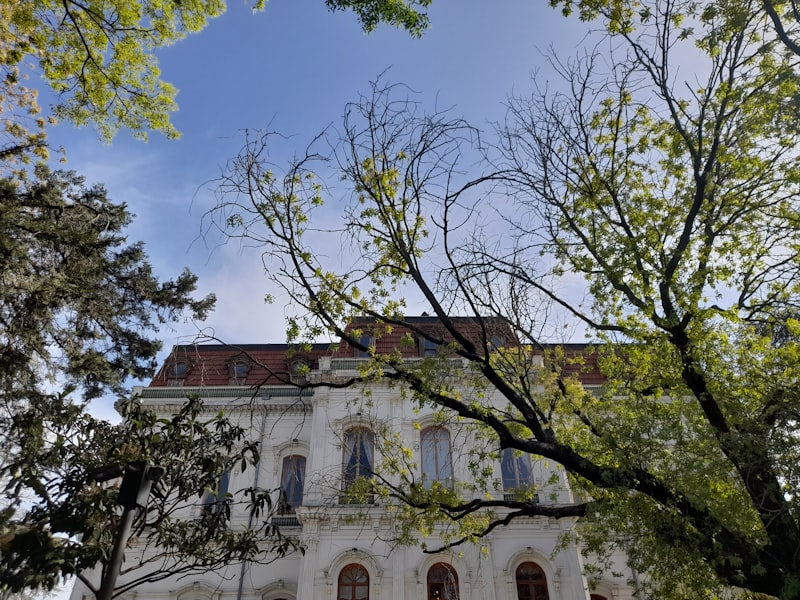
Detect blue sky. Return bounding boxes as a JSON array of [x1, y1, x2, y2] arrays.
[[41, 0, 594, 419]]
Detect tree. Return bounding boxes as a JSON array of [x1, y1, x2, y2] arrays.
[[2, 585, 57, 600], [1, 394, 297, 596], [324, 0, 431, 34], [760, 0, 800, 56], [0, 168, 215, 404], [216, 0, 800, 597], [0, 167, 220, 593], [0, 0, 227, 162]]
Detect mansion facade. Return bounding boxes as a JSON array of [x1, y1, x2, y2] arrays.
[[69, 317, 636, 600]]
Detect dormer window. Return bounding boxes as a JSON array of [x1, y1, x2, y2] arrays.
[[490, 336, 507, 350], [167, 361, 188, 386], [229, 361, 249, 385], [355, 334, 373, 358], [290, 360, 309, 384], [421, 337, 440, 357]]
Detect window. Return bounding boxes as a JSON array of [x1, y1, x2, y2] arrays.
[[342, 428, 374, 499], [501, 449, 535, 499], [202, 471, 230, 514], [280, 455, 306, 513], [427, 563, 459, 600], [490, 336, 507, 350], [421, 337, 440, 357], [338, 564, 369, 600], [590, 596, 608, 600], [516, 562, 549, 600], [167, 361, 187, 385], [290, 360, 309, 383], [355, 334, 373, 357], [229, 361, 249, 384], [421, 427, 453, 489]]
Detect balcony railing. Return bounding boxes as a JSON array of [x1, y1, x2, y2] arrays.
[[503, 492, 540, 503], [327, 357, 466, 372], [271, 515, 301, 527]]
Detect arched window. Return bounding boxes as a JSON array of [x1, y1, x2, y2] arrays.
[[280, 455, 306, 513], [175, 582, 216, 600], [338, 564, 369, 600], [501, 449, 534, 499], [342, 428, 374, 499], [421, 427, 453, 489], [590, 595, 608, 600], [427, 563, 459, 600], [516, 562, 549, 600]]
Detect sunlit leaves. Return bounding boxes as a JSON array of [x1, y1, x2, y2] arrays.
[[0, 0, 433, 160], [498, 0, 800, 595], [1, 0, 231, 142]]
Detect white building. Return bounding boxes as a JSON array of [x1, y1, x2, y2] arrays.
[[70, 317, 635, 600]]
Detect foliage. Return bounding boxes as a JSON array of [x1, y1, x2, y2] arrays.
[[216, 0, 800, 597], [0, 0, 431, 595], [0, 395, 297, 596], [0, 0, 225, 151], [760, 0, 800, 56], [324, 0, 431, 36], [2, 586, 58, 600], [0, 168, 215, 404]]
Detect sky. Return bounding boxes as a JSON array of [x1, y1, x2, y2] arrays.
[[38, 0, 596, 421]]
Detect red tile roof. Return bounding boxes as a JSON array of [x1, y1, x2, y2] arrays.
[[150, 318, 605, 387], [150, 343, 329, 387]]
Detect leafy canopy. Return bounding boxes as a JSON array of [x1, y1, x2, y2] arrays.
[[0, 0, 433, 594], [0, 0, 226, 145]]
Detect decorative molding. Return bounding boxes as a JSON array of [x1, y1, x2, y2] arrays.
[[332, 412, 375, 430], [139, 386, 312, 400], [260, 578, 297, 600], [174, 581, 219, 600], [326, 547, 383, 583]]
